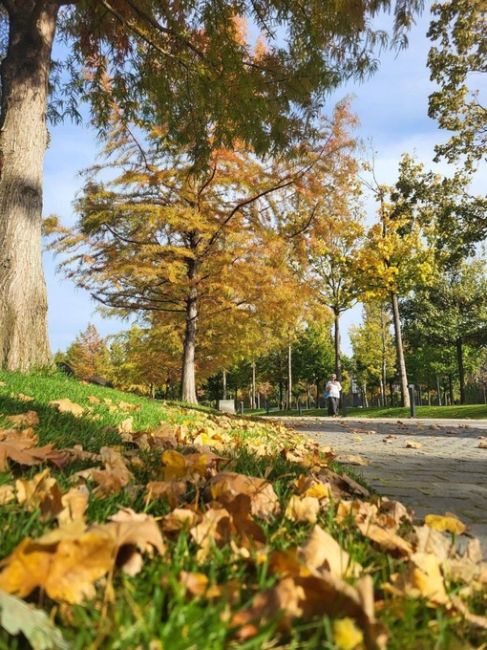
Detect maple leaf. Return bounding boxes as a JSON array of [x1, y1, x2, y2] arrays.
[[209, 472, 280, 519], [15, 469, 63, 520], [285, 495, 320, 524], [384, 552, 449, 605], [145, 480, 186, 508], [48, 399, 84, 418], [5, 411, 39, 428], [299, 525, 362, 579]]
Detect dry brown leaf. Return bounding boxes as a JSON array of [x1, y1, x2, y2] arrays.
[[179, 571, 209, 597], [357, 521, 413, 556], [14, 393, 34, 402], [145, 481, 186, 507], [0, 484, 15, 505], [0, 435, 67, 472], [414, 525, 453, 561], [117, 417, 133, 434], [233, 573, 386, 649], [161, 508, 198, 533], [337, 454, 369, 466], [161, 450, 222, 482], [87, 395, 100, 404], [105, 508, 166, 576], [90, 446, 134, 496], [209, 472, 280, 519], [384, 552, 448, 605], [0, 527, 115, 604], [118, 401, 140, 412], [15, 469, 63, 520], [6, 411, 39, 428], [478, 437, 487, 449], [48, 399, 84, 418], [300, 525, 362, 579], [190, 507, 232, 560], [57, 486, 89, 527], [285, 495, 320, 524]]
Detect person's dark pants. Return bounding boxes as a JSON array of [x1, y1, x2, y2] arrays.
[[328, 396, 339, 416]]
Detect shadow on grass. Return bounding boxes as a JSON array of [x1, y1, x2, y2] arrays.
[[0, 394, 121, 452]]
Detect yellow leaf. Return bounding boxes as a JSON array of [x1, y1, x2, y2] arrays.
[[424, 514, 466, 535], [333, 617, 364, 650], [285, 495, 320, 524]]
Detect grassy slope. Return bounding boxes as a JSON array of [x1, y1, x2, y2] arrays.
[[0, 371, 485, 650], [253, 405, 487, 419]]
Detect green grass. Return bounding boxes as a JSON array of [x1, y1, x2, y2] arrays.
[[0, 370, 485, 649], [253, 404, 487, 419]]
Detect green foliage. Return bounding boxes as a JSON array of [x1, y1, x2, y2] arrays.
[[428, 0, 487, 169], [54, 0, 423, 162]]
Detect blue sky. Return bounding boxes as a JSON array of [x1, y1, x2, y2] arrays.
[[43, 5, 485, 355]]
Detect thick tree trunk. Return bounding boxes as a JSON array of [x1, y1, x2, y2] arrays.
[[333, 309, 341, 379], [448, 374, 454, 405], [456, 338, 466, 404], [0, 2, 59, 370], [181, 263, 198, 403], [390, 292, 410, 407]]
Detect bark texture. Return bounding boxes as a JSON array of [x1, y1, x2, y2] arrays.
[[390, 292, 410, 407], [181, 261, 198, 403], [0, 2, 58, 370], [456, 337, 465, 404]]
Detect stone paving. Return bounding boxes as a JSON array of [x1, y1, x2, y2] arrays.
[[277, 416, 487, 555]]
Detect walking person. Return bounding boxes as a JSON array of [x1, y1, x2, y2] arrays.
[[326, 374, 342, 417]]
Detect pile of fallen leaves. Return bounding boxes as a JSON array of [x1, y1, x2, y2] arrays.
[[0, 384, 487, 649]]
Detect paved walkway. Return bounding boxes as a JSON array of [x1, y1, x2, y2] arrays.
[[276, 416, 487, 554]]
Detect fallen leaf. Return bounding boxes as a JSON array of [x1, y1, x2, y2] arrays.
[[161, 508, 198, 533], [451, 595, 487, 630], [357, 521, 413, 556], [15, 469, 63, 520], [6, 411, 39, 428], [179, 571, 208, 597], [337, 454, 369, 466], [0, 589, 69, 650], [49, 399, 84, 418], [333, 617, 364, 650], [14, 393, 34, 403], [405, 440, 422, 449], [190, 507, 232, 560], [424, 514, 466, 535], [0, 485, 15, 505], [209, 472, 280, 519], [87, 395, 100, 404], [285, 495, 320, 524], [300, 525, 362, 579], [145, 481, 186, 508], [117, 417, 133, 434], [57, 486, 89, 527], [385, 552, 448, 605]]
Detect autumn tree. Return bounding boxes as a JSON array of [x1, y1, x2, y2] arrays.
[[357, 174, 434, 407], [428, 0, 487, 169], [350, 301, 396, 406], [49, 117, 337, 402], [0, 0, 422, 372], [65, 324, 111, 380]]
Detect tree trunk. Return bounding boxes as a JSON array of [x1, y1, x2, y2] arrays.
[[448, 374, 454, 405], [456, 338, 466, 405], [181, 262, 198, 403], [333, 309, 341, 379], [287, 344, 292, 410], [362, 383, 369, 407], [0, 2, 59, 370], [251, 361, 256, 409], [390, 292, 410, 407], [436, 375, 442, 406], [222, 368, 227, 400]]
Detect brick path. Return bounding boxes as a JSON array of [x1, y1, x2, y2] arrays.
[[277, 416, 487, 555]]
